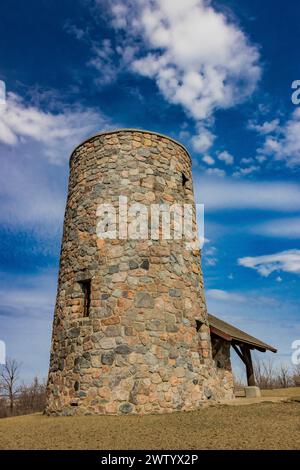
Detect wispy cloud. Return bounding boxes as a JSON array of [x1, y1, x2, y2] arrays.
[[252, 109, 300, 167], [0, 89, 115, 236], [202, 154, 215, 165], [205, 167, 226, 177], [233, 165, 260, 177], [238, 250, 300, 276], [253, 217, 300, 239], [0, 271, 56, 382], [195, 177, 300, 212], [0, 92, 110, 164], [207, 289, 246, 302], [217, 150, 234, 165], [248, 118, 280, 135]]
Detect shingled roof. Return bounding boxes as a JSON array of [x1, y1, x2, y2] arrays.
[[208, 313, 277, 353]]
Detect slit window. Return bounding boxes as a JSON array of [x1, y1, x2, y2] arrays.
[[182, 173, 188, 187], [79, 279, 91, 317]]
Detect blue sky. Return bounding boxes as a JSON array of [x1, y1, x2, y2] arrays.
[[0, 0, 300, 382]]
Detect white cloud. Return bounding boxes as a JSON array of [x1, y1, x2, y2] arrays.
[[238, 250, 300, 277], [191, 126, 215, 153], [207, 289, 246, 302], [89, 38, 137, 86], [205, 258, 218, 266], [203, 245, 218, 266], [204, 246, 217, 256], [108, 0, 261, 150], [195, 177, 300, 212], [0, 142, 66, 230], [253, 217, 300, 239], [63, 20, 87, 40], [130, 0, 260, 118], [202, 154, 215, 165], [0, 90, 113, 234], [0, 80, 5, 105], [207, 288, 279, 308], [240, 157, 254, 165], [205, 168, 225, 177], [0, 271, 56, 382], [217, 150, 234, 165], [233, 165, 259, 177], [88, 39, 118, 85], [257, 109, 300, 167], [0, 92, 109, 164], [248, 118, 280, 135]]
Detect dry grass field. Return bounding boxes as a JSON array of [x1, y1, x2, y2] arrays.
[[0, 394, 300, 450]]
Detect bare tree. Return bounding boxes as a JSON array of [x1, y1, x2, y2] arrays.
[[254, 358, 276, 389], [277, 364, 292, 388], [293, 364, 300, 386], [17, 377, 46, 414], [0, 358, 21, 414]]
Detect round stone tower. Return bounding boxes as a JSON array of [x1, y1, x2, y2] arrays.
[[46, 129, 233, 416]]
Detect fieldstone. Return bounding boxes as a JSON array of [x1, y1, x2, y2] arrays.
[[169, 288, 181, 297], [99, 337, 116, 349], [108, 265, 119, 274], [115, 344, 132, 355], [119, 403, 133, 414], [129, 381, 139, 405], [68, 327, 80, 339], [91, 332, 104, 343], [129, 260, 139, 270], [166, 324, 179, 333], [135, 292, 154, 308], [74, 354, 90, 370], [112, 272, 127, 283], [137, 148, 150, 157], [105, 325, 121, 337], [140, 259, 150, 270], [204, 387, 213, 399], [101, 351, 115, 365]]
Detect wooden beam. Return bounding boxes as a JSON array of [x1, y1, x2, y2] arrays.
[[232, 343, 245, 363], [232, 343, 256, 386], [210, 326, 232, 342], [241, 345, 256, 386]]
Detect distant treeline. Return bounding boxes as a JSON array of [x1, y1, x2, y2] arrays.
[[0, 358, 46, 418], [234, 357, 300, 389]]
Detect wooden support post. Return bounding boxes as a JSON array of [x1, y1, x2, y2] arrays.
[[232, 343, 256, 386], [241, 345, 255, 386]]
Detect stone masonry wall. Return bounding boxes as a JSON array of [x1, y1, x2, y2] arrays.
[[45, 129, 234, 416], [211, 335, 234, 395]]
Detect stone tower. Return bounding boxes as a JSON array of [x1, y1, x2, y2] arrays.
[[46, 129, 233, 416]]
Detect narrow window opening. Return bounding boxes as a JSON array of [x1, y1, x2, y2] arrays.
[[182, 173, 188, 187], [79, 279, 91, 317], [196, 320, 203, 332]]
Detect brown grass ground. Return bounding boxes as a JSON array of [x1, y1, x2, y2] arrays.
[[261, 387, 300, 397], [0, 398, 300, 450]]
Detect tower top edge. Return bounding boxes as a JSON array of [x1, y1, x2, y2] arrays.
[[69, 128, 192, 165]]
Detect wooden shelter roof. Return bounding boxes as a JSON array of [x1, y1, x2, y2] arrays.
[[208, 313, 277, 353]]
